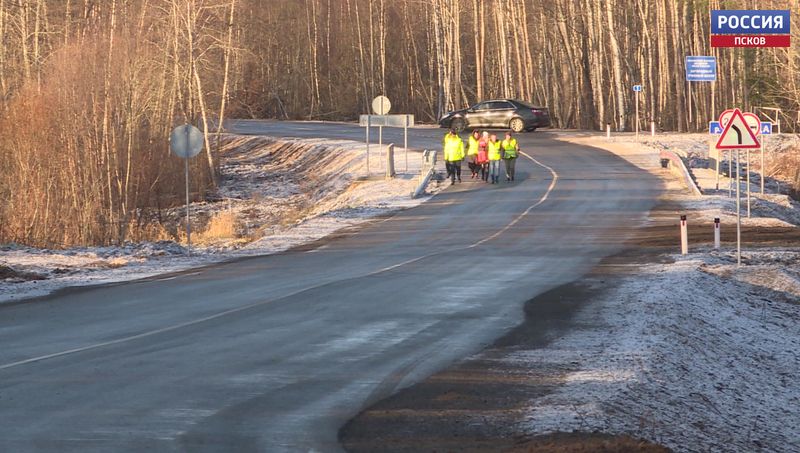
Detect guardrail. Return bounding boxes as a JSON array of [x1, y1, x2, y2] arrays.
[[660, 150, 702, 196], [412, 150, 437, 199]]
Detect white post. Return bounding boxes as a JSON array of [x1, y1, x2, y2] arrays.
[[712, 138, 720, 191], [714, 217, 721, 249], [728, 151, 733, 198], [736, 149, 742, 266], [746, 149, 751, 218], [185, 157, 191, 249], [651, 121, 655, 137], [760, 135, 766, 195], [366, 116, 371, 176], [379, 125, 384, 171], [635, 90, 640, 139], [606, 123, 611, 139], [680, 215, 689, 255], [404, 115, 409, 173]]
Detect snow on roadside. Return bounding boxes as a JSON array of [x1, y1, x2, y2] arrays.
[[0, 135, 444, 304], [516, 251, 800, 452], [529, 132, 800, 451]]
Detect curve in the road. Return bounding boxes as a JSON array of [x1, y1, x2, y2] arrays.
[[0, 150, 558, 373]]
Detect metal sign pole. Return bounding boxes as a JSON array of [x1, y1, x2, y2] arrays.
[[761, 135, 766, 195], [404, 115, 409, 173], [728, 151, 733, 198], [635, 89, 640, 139], [736, 148, 741, 266], [379, 126, 383, 171], [713, 136, 720, 191], [746, 149, 751, 218], [366, 116, 371, 176], [185, 157, 191, 247]]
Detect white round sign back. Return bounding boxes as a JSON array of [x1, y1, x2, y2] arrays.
[[743, 113, 762, 136], [372, 96, 392, 115], [170, 125, 204, 159]]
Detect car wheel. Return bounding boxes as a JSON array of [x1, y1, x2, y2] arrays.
[[451, 118, 466, 133], [510, 118, 525, 133]]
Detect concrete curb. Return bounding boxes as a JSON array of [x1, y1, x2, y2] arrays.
[[660, 150, 703, 196]]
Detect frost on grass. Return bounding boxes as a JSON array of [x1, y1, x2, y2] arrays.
[[517, 251, 800, 452], [0, 135, 443, 303]]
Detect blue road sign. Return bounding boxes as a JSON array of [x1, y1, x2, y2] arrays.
[[760, 122, 773, 135], [686, 56, 717, 82], [633, 85, 642, 92], [711, 10, 791, 35], [709, 121, 723, 135]]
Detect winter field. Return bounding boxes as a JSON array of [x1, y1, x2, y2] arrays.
[[0, 135, 444, 303]]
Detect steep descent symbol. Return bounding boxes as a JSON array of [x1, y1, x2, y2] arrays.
[[716, 108, 761, 150]]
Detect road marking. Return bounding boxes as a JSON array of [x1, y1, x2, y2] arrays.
[[364, 152, 559, 272], [0, 153, 559, 372]]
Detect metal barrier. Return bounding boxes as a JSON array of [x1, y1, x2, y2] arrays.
[[412, 150, 437, 199], [660, 150, 702, 196]]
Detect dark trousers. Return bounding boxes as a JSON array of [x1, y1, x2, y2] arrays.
[[504, 158, 517, 180], [445, 161, 462, 182], [480, 163, 489, 181], [467, 157, 479, 175]]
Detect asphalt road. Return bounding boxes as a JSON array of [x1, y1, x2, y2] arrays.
[[0, 121, 660, 452]]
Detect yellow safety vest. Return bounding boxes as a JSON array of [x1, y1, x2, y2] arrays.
[[467, 135, 480, 156], [501, 138, 518, 158], [443, 134, 465, 162], [488, 141, 502, 161]]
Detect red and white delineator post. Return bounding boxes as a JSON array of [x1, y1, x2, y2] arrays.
[[714, 218, 721, 249], [680, 215, 689, 255]]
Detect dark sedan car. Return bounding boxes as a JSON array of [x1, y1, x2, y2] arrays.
[[439, 99, 551, 133]]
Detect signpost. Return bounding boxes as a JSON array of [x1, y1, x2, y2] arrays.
[[709, 121, 722, 190], [742, 113, 762, 217], [635, 85, 640, 139], [715, 108, 761, 266], [361, 96, 415, 175], [686, 57, 717, 129], [686, 56, 718, 81], [759, 122, 773, 194], [373, 96, 391, 172], [170, 125, 204, 248]]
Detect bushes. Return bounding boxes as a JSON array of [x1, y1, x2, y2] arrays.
[[0, 38, 213, 248]]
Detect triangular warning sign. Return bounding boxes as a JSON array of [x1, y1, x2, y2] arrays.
[[716, 109, 761, 150]]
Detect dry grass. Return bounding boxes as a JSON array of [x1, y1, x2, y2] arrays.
[[195, 211, 240, 244]]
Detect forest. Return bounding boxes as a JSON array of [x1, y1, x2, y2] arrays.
[[1, 0, 799, 247]]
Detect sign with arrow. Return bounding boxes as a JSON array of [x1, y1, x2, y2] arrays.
[[716, 108, 761, 150]]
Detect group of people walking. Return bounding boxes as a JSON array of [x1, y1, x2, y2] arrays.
[[442, 129, 520, 185]]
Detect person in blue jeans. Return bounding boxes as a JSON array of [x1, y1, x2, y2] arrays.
[[487, 134, 502, 184]]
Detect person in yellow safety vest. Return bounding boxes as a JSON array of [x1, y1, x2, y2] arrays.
[[501, 131, 520, 182], [487, 133, 503, 184], [443, 128, 465, 184], [466, 130, 481, 179]]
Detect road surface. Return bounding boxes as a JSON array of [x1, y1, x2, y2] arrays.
[[0, 122, 660, 452]]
